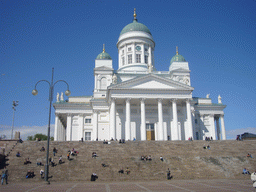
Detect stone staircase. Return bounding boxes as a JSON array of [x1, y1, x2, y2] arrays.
[[4, 140, 256, 182]]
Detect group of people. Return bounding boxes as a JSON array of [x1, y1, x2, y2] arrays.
[[203, 145, 211, 149], [141, 155, 152, 161], [24, 158, 31, 165], [26, 170, 35, 179], [205, 137, 213, 141], [188, 137, 193, 141]]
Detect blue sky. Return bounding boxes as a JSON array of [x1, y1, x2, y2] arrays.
[[1, 0, 256, 140]]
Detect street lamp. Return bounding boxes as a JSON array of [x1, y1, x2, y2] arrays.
[[32, 67, 71, 183], [11, 101, 19, 140]]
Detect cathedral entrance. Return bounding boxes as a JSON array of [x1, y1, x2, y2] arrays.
[[146, 123, 155, 140]]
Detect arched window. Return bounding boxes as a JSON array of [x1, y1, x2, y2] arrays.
[[100, 77, 107, 89]]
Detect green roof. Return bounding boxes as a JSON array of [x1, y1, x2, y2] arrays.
[[120, 19, 151, 36], [96, 51, 112, 60], [170, 54, 186, 64]]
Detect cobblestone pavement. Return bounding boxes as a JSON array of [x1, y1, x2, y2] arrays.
[[0, 179, 255, 192]]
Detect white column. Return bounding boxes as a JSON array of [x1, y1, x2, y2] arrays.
[[141, 44, 145, 63], [79, 114, 84, 141], [93, 111, 98, 141], [54, 114, 59, 141], [110, 98, 116, 140], [216, 117, 220, 140], [186, 99, 193, 140], [132, 43, 136, 63], [66, 114, 72, 141], [220, 114, 226, 140], [171, 99, 178, 140], [125, 98, 131, 140], [149, 46, 152, 65], [158, 99, 164, 140], [140, 98, 146, 140], [125, 44, 127, 66], [209, 114, 216, 140]]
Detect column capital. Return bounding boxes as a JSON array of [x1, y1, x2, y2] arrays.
[[171, 98, 177, 103], [209, 114, 214, 117], [140, 98, 146, 102], [157, 98, 163, 102], [78, 113, 84, 117], [220, 114, 224, 117], [111, 98, 116, 102], [93, 110, 99, 114], [126, 98, 131, 102], [186, 98, 192, 102]]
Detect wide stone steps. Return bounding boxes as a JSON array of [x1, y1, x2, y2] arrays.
[[4, 140, 256, 182]]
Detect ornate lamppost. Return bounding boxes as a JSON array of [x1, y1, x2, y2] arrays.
[[11, 101, 19, 140], [32, 68, 71, 183]]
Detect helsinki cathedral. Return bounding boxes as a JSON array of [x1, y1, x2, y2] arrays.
[[53, 9, 226, 142]]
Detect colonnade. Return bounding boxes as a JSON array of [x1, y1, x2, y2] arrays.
[[109, 98, 193, 141]]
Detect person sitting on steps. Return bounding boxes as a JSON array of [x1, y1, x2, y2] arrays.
[[92, 152, 97, 158], [126, 167, 130, 175], [59, 155, 64, 164], [118, 168, 124, 174], [247, 153, 253, 158], [91, 173, 98, 181], [147, 155, 152, 161], [16, 152, 21, 157], [160, 156, 164, 161], [40, 146, 45, 152], [243, 168, 250, 174], [24, 158, 31, 165]]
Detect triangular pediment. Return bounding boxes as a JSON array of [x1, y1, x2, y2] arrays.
[[109, 74, 193, 91]]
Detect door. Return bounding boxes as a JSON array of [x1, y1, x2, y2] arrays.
[[146, 123, 155, 140]]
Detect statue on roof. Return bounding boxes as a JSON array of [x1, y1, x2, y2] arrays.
[[56, 92, 60, 102], [206, 94, 210, 98], [218, 95, 222, 104], [112, 74, 117, 84], [60, 92, 64, 101]]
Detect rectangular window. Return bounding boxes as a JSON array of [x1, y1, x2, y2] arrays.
[[128, 55, 132, 64], [128, 47, 131, 51], [122, 56, 125, 65], [85, 119, 91, 124], [195, 119, 198, 124], [85, 132, 91, 141], [145, 55, 148, 64], [136, 54, 141, 63]]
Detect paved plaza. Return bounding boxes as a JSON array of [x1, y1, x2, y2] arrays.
[[0, 179, 255, 192]]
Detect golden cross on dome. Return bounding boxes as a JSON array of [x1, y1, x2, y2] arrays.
[[176, 46, 179, 55], [133, 8, 137, 20], [103, 44, 105, 53]]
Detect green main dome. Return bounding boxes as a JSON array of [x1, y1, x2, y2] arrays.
[[120, 19, 151, 36], [96, 51, 112, 60]]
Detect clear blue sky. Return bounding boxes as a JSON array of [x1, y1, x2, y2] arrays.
[[1, 0, 256, 140]]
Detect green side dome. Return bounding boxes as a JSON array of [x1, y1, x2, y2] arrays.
[[96, 51, 112, 60], [120, 19, 151, 36], [170, 54, 186, 64]]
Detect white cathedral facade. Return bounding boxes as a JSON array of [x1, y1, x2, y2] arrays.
[[53, 10, 226, 142]]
